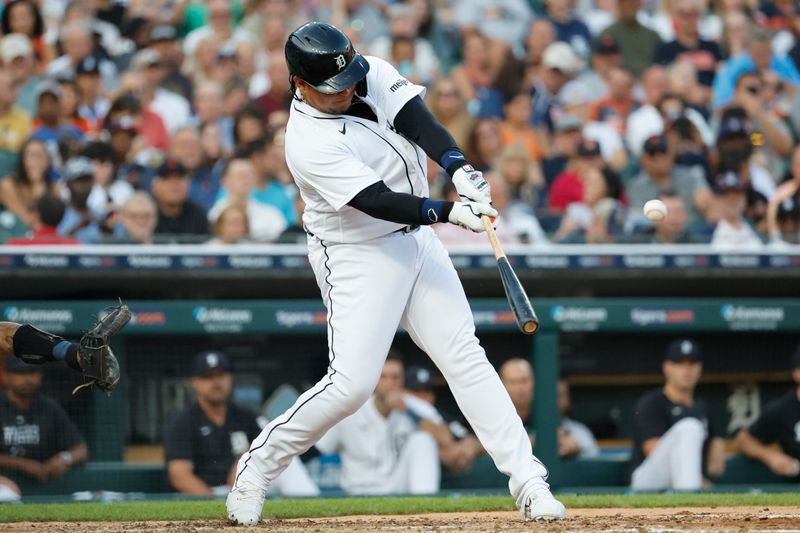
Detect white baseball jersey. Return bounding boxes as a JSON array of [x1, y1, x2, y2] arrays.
[[315, 397, 419, 494], [285, 56, 429, 243]]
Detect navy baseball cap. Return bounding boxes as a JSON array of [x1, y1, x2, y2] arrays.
[[405, 365, 434, 391], [192, 350, 233, 377], [643, 134, 669, 155], [665, 339, 702, 362], [577, 139, 601, 158], [593, 35, 619, 55], [5, 355, 43, 373], [157, 159, 187, 178], [717, 114, 751, 141]]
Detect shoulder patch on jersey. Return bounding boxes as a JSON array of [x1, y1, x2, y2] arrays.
[[389, 78, 410, 93]]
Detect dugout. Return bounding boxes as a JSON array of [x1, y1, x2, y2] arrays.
[[2, 297, 798, 496]]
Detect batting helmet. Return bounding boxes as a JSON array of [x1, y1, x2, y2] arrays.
[[285, 22, 370, 94]]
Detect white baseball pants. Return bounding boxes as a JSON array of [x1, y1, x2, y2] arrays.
[[631, 417, 705, 491], [233, 226, 550, 505]]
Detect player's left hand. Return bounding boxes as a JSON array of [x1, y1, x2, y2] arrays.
[[452, 165, 491, 205]]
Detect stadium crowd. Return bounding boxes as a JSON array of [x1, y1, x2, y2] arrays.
[[0, 0, 798, 248]]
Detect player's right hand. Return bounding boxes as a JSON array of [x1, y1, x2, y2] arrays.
[[448, 201, 498, 233]]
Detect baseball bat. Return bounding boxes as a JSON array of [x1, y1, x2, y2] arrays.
[[481, 216, 539, 335]]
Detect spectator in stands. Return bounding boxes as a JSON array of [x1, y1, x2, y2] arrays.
[[530, 42, 581, 133], [0, 33, 39, 117], [232, 106, 267, 151], [0, 68, 31, 179], [495, 143, 546, 209], [557, 377, 599, 458], [546, 0, 592, 60], [183, 0, 253, 61], [1, 1, 45, 67], [627, 134, 712, 228], [0, 137, 57, 228], [151, 159, 209, 240], [164, 350, 319, 497], [57, 78, 90, 135], [72, 55, 109, 134], [315, 354, 441, 495], [450, 32, 505, 119], [710, 171, 763, 250], [630, 339, 725, 491], [766, 145, 800, 244], [403, 365, 484, 473], [712, 25, 800, 109], [523, 18, 557, 83], [0, 356, 87, 495], [562, 34, 621, 110], [30, 80, 83, 156], [6, 193, 78, 245], [58, 156, 106, 243], [734, 347, 800, 480], [117, 74, 170, 154], [208, 157, 286, 242], [254, 51, 292, 121], [149, 25, 193, 102], [114, 192, 158, 245], [553, 165, 625, 244], [772, 194, 800, 245], [548, 138, 604, 215], [193, 80, 234, 151], [169, 126, 221, 212], [103, 94, 148, 171], [464, 118, 503, 172], [369, 4, 440, 87], [626, 66, 671, 157], [240, 135, 297, 227], [499, 91, 543, 163], [601, 0, 662, 76], [454, 0, 532, 59], [588, 66, 637, 136], [427, 78, 474, 150], [541, 114, 582, 186], [84, 141, 132, 222], [655, 0, 723, 102], [207, 204, 250, 246], [130, 48, 191, 135]]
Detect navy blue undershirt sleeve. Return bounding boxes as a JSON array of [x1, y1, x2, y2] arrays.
[[348, 181, 453, 225], [393, 96, 468, 177]]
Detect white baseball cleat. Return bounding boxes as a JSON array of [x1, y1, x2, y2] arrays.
[[226, 484, 267, 526], [521, 491, 566, 521]]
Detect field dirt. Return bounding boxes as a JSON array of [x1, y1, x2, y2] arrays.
[[6, 506, 800, 532]]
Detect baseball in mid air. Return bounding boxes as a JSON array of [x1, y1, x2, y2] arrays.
[[643, 199, 668, 222]]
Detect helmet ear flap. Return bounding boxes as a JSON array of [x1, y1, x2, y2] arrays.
[[356, 78, 368, 98]]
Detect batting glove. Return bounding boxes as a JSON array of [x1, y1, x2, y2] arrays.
[[448, 201, 498, 233], [452, 165, 492, 205]]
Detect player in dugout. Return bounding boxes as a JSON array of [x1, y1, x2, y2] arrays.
[[733, 346, 800, 479]]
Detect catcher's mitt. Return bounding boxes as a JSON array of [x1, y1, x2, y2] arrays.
[[73, 302, 131, 395]]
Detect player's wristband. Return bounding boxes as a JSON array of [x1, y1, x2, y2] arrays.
[[420, 199, 454, 224], [438, 149, 468, 177]]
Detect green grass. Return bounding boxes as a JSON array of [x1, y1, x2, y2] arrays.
[[1, 493, 798, 522]]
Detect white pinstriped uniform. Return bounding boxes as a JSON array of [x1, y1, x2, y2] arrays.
[[232, 56, 551, 508]]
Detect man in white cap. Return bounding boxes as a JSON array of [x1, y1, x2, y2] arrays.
[[531, 42, 581, 134], [0, 33, 38, 116]]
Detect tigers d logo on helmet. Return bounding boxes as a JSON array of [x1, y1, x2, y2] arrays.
[[335, 54, 346, 70]]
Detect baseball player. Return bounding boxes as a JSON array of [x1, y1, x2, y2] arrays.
[[227, 22, 564, 524], [733, 346, 800, 479], [630, 339, 726, 490]]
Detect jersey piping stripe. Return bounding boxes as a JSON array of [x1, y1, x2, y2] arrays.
[[349, 121, 414, 196], [234, 239, 339, 488], [292, 104, 415, 196]]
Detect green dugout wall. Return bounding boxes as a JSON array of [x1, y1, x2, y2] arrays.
[[3, 297, 798, 482]]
